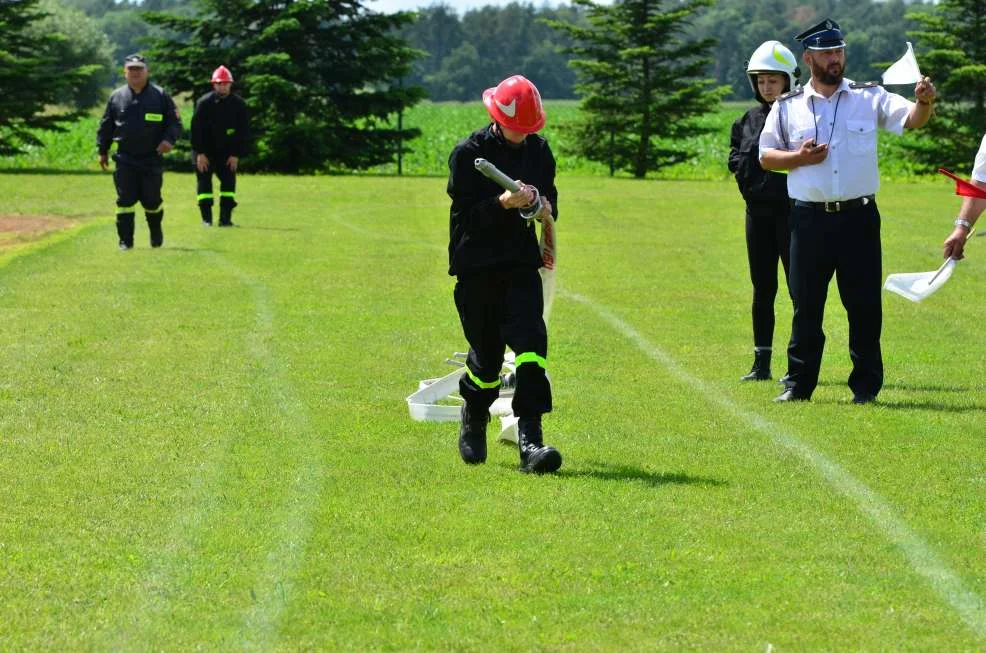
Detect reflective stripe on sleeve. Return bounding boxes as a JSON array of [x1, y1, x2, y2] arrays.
[[145, 113, 163, 122]]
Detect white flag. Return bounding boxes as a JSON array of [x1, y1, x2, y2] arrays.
[[882, 42, 922, 85]]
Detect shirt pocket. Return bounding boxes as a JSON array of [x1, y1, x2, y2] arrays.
[[846, 119, 877, 155], [789, 124, 814, 150]]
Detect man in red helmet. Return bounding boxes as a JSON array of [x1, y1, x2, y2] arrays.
[[191, 65, 250, 226], [446, 74, 561, 474]]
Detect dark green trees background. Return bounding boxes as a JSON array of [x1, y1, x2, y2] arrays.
[[141, 0, 425, 172]]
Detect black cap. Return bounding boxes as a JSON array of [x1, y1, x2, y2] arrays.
[[795, 19, 845, 51], [123, 53, 147, 68]]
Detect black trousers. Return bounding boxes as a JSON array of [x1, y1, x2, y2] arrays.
[[196, 156, 237, 209], [746, 200, 791, 349], [454, 267, 551, 420], [785, 200, 883, 398], [113, 157, 164, 246]]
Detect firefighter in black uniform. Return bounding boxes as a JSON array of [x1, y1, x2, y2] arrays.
[[728, 40, 799, 382], [190, 65, 250, 227], [97, 54, 181, 250], [447, 75, 561, 474]]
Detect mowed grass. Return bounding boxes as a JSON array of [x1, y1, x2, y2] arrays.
[[1, 171, 985, 650]]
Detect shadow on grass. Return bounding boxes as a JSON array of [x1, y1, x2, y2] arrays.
[[815, 379, 970, 393], [549, 461, 728, 488]]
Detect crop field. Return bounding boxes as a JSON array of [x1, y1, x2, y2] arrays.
[[1, 164, 985, 650], [0, 100, 930, 180]]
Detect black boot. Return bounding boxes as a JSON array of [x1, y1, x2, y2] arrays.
[[518, 417, 561, 474], [116, 212, 135, 250], [218, 203, 235, 227], [740, 349, 771, 381], [146, 211, 164, 248], [458, 405, 489, 465], [200, 204, 213, 226]]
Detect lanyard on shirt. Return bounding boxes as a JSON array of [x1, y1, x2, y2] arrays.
[[810, 91, 843, 145]]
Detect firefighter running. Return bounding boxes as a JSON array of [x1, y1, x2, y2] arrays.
[[446, 75, 562, 474]]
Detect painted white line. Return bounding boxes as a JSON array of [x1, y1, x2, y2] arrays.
[[563, 288, 986, 641]]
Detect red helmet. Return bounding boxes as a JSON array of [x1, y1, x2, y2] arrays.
[[211, 65, 234, 84], [482, 75, 545, 134]]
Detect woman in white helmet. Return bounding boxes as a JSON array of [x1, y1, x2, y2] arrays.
[[728, 40, 799, 382]]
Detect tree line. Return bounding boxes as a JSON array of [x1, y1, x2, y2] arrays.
[[1, 0, 980, 177]]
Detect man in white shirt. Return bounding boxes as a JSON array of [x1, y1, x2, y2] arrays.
[[943, 135, 986, 259], [759, 18, 937, 404]]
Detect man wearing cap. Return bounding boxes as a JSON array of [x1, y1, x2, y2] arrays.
[[97, 54, 181, 250], [759, 19, 936, 404], [191, 65, 250, 227], [446, 74, 561, 474]]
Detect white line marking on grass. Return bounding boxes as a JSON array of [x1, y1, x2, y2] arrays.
[[111, 256, 324, 650], [218, 258, 326, 649], [563, 289, 986, 641]]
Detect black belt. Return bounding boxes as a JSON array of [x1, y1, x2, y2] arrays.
[[794, 195, 874, 213]]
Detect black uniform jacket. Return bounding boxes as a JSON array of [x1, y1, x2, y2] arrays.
[[447, 124, 558, 277], [190, 91, 250, 157], [728, 103, 789, 203], [96, 83, 181, 162]]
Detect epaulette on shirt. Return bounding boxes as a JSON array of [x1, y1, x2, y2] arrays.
[[849, 81, 881, 90], [777, 86, 804, 102]]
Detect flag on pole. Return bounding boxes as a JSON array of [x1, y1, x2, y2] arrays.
[[882, 42, 922, 85], [939, 168, 986, 199]]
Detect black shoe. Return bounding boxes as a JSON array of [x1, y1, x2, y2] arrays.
[[777, 374, 791, 386], [852, 393, 877, 405], [119, 242, 132, 251], [218, 221, 235, 227], [740, 368, 771, 381], [202, 219, 213, 227], [774, 389, 808, 403], [740, 350, 771, 381], [458, 405, 488, 465], [518, 418, 562, 474]]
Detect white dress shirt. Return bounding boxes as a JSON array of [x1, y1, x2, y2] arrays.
[[971, 133, 986, 182], [759, 78, 913, 202]]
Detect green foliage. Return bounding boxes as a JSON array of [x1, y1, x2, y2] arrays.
[[27, 0, 115, 110], [0, 0, 97, 156], [141, 0, 427, 172], [905, 0, 986, 171], [691, 0, 935, 101], [1, 172, 986, 649], [547, 0, 730, 178]]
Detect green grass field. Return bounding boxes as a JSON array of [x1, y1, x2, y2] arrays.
[[1, 170, 985, 650]]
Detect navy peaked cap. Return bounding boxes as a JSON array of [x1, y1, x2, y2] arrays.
[[795, 19, 845, 51]]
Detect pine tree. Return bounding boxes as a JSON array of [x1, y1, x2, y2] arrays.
[[142, 0, 426, 173], [906, 0, 986, 172], [547, 0, 727, 178], [0, 0, 92, 156]]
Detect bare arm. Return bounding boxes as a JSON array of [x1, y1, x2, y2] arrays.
[[944, 180, 986, 259]]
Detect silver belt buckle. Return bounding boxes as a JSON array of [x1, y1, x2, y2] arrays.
[[825, 201, 840, 213]]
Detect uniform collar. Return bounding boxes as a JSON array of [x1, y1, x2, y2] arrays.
[[805, 77, 851, 99]]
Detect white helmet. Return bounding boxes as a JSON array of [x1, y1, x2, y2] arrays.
[[746, 40, 799, 98]]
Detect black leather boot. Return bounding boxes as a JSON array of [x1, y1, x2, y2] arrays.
[[740, 349, 771, 381], [458, 405, 489, 464], [219, 203, 235, 227], [200, 204, 213, 226], [518, 417, 561, 474], [146, 211, 164, 248], [116, 212, 135, 250]]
